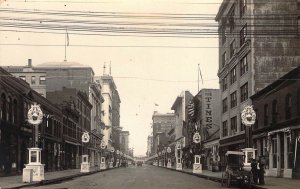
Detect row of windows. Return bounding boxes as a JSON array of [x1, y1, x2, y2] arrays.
[[19, 75, 46, 85], [257, 91, 300, 128], [0, 93, 18, 124], [221, 55, 248, 91], [222, 83, 248, 113], [222, 117, 245, 137]]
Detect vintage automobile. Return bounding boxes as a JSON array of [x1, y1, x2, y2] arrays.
[[221, 151, 252, 188]]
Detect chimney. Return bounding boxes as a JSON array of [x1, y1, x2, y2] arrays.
[[28, 59, 32, 67]]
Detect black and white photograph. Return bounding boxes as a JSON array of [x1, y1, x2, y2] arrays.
[[0, 0, 300, 188]]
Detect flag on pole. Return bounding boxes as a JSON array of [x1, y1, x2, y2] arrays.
[[198, 64, 203, 84], [66, 29, 69, 46]]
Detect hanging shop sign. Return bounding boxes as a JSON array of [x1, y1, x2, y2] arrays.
[[27, 103, 43, 125]]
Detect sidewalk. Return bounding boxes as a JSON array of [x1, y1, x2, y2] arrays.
[[0, 167, 118, 189], [157, 165, 300, 189]]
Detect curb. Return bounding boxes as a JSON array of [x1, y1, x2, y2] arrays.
[[2, 167, 119, 189], [154, 165, 267, 189]]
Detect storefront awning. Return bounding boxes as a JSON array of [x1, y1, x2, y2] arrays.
[[219, 139, 244, 147], [65, 140, 80, 146]]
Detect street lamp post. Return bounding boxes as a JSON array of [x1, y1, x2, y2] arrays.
[[80, 131, 90, 173], [167, 146, 172, 168], [116, 150, 120, 167], [241, 105, 257, 171], [192, 131, 202, 174], [175, 142, 182, 170], [109, 147, 115, 168], [23, 103, 45, 182], [100, 141, 106, 170]]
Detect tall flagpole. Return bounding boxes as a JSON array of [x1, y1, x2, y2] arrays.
[[197, 64, 200, 92], [64, 28, 67, 61]]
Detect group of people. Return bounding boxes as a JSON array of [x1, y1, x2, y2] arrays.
[[251, 157, 265, 185]]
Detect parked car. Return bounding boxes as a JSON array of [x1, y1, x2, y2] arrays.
[[137, 161, 143, 166]]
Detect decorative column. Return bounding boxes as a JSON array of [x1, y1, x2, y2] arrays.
[[192, 131, 202, 174], [81, 131, 90, 172], [115, 150, 120, 168], [109, 147, 115, 168], [167, 147, 172, 168], [23, 103, 45, 182], [100, 141, 106, 170], [241, 105, 257, 171], [175, 142, 182, 170]]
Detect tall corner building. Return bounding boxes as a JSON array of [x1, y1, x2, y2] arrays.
[[215, 0, 300, 160], [95, 74, 121, 149]]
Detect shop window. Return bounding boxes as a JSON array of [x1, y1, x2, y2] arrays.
[[285, 94, 292, 119], [272, 137, 277, 168], [286, 134, 293, 169]]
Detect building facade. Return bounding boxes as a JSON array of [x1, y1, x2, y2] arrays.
[[3, 59, 46, 97], [171, 91, 194, 149], [146, 135, 153, 157], [251, 66, 300, 179], [195, 89, 221, 171], [0, 67, 63, 176], [152, 112, 176, 156], [216, 0, 300, 165], [119, 131, 129, 155]]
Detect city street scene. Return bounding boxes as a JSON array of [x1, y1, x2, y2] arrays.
[[0, 0, 300, 189]]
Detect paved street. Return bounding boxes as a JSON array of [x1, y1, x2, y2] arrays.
[[24, 165, 233, 189]]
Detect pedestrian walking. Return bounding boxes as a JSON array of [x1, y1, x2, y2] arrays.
[[258, 156, 265, 185], [251, 158, 258, 184]]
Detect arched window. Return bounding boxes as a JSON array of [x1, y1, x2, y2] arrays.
[[272, 100, 278, 124], [1, 93, 7, 121], [285, 94, 292, 119], [8, 96, 13, 123], [13, 99, 18, 124]]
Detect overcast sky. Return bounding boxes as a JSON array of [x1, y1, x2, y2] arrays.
[[0, 0, 222, 156]]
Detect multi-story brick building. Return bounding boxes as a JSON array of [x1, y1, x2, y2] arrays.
[[152, 111, 176, 156], [215, 0, 300, 164], [0, 67, 63, 175], [251, 66, 300, 179]]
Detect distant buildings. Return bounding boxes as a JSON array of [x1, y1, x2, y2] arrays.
[[151, 111, 176, 156], [171, 91, 193, 148], [119, 131, 129, 155], [0, 60, 129, 176], [215, 0, 300, 163], [146, 135, 153, 157]]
